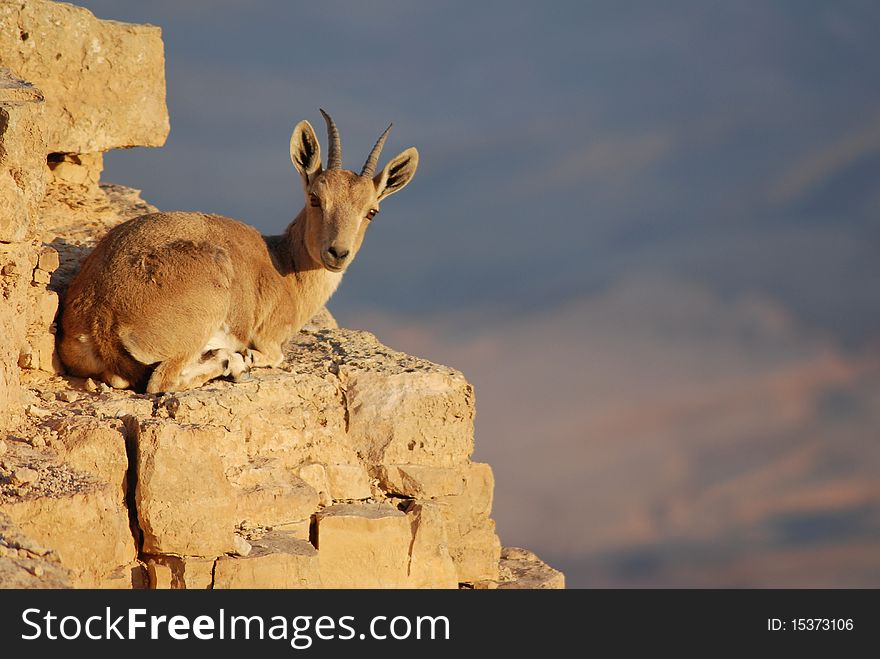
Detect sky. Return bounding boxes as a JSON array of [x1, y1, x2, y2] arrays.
[[77, 1, 880, 587]]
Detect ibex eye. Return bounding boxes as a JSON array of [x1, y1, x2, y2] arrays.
[[366, 209, 378, 220], [309, 194, 321, 208]]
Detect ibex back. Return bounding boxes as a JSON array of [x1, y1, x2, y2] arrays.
[[59, 110, 418, 393]]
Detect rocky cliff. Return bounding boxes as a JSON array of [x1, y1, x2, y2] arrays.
[[0, 0, 563, 589]]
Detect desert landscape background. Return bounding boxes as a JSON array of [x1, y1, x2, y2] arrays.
[[76, 1, 880, 587]]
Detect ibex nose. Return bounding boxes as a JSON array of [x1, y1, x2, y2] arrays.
[[327, 245, 349, 261]]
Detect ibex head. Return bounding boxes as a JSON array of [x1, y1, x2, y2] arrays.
[[289, 109, 419, 273]]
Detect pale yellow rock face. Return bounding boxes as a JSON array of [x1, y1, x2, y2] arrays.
[[2, 485, 137, 587], [47, 152, 103, 186], [0, 0, 169, 153], [498, 547, 565, 589], [340, 364, 476, 468], [448, 520, 502, 583], [214, 533, 321, 589], [145, 555, 215, 590], [0, 512, 72, 588], [298, 463, 332, 506], [235, 478, 319, 529], [0, 440, 136, 588], [406, 501, 459, 589], [316, 503, 413, 588], [376, 464, 467, 498], [271, 518, 311, 542], [46, 417, 129, 496], [325, 463, 372, 501], [146, 560, 173, 590], [135, 421, 238, 557], [0, 242, 33, 432], [0, 70, 46, 426], [0, 69, 46, 243], [436, 462, 495, 535], [435, 463, 500, 582]]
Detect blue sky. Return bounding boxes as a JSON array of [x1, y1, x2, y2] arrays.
[[77, 1, 880, 586]]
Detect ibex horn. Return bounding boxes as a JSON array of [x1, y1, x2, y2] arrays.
[[360, 123, 393, 178], [320, 109, 342, 170]]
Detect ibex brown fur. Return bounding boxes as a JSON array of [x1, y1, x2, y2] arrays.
[[59, 110, 418, 393]]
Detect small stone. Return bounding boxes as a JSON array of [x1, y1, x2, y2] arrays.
[[17, 349, 34, 369], [0, 440, 7, 456], [56, 390, 80, 403], [26, 404, 52, 418], [84, 378, 99, 393], [232, 535, 252, 557], [0, 546, 8, 558], [2, 263, 19, 276], [18, 548, 29, 559], [31, 437, 47, 448], [12, 467, 39, 485], [32, 565, 44, 577], [32, 269, 51, 285], [38, 249, 60, 273]]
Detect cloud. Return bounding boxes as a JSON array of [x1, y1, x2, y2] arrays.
[[769, 113, 880, 204], [534, 130, 676, 193]]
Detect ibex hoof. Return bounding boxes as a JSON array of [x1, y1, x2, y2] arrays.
[[223, 350, 250, 382]]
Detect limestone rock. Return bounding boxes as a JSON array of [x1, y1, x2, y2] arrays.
[[332, 337, 476, 468], [98, 562, 148, 589], [302, 307, 338, 331], [47, 152, 103, 187], [0, 513, 71, 588], [376, 464, 467, 498], [298, 463, 332, 506], [11, 466, 39, 485], [0, 70, 45, 429], [2, 481, 137, 587], [135, 421, 237, 557], [45, 417, 128, 495], [232, 534, 252, 557], [235, 477, 319, 529], [434, 462, 501, 583], [447, 519, 502, 584], [316, 503, 412, 588], [285, 329, 475, 467], [498, 547, 565, 589], [406, 501, 458, 588], [325, 463, 372, 500], [150, 369, 351, 468], [270, 518, 311, 542], [145, 555, 215, 590], [0, 68, 46, 242], [0, 0, 169, 153], [214, 533, 321, 589], [145, 559, 172, 590], [435, 462, 495, 537]]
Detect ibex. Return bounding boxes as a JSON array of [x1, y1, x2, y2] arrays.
[[59, 110, 418, 393]]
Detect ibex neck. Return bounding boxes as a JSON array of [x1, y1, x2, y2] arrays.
[[265, 208, 343, 326], [272, 209, 321, 275]]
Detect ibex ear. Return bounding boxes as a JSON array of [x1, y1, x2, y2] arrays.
[[373, 147, 419, 201], [290, 120, 322, 186]]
